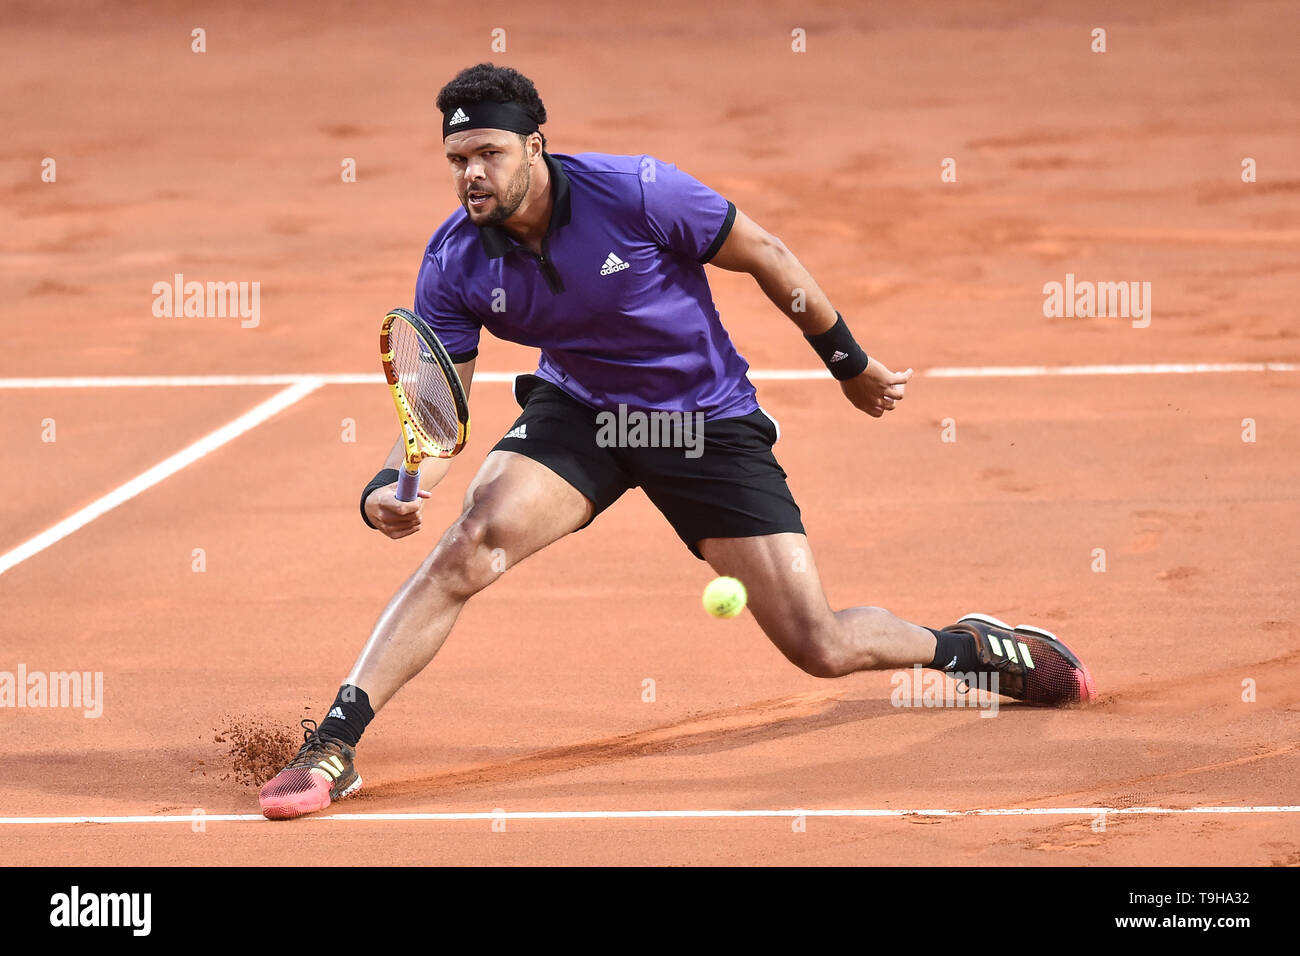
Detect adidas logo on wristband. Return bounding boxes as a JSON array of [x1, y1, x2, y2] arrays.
[[829, 350, 849, 363]]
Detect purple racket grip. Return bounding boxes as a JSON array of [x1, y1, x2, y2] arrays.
[[395, 467, 421, 502]]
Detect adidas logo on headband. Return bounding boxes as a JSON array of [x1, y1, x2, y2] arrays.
[[442, 101, 540, 138]]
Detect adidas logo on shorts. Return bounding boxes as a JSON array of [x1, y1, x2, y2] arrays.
[[504, 424, 527, 440], [600, 252, 630, 276]]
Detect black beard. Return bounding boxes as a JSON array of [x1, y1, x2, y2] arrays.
[[477, 163, 531, 226]]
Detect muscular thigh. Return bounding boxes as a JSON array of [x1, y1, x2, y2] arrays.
[[457, 449, 596, 558], [698, 532, 834, 648]]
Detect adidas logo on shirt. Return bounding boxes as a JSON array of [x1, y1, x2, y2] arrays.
[[504, 424, 528, 440], [599, 252, 630, 276], [448, 107, 470, 126], [327, 707, 346, 720], [829, 350, 849, 363]]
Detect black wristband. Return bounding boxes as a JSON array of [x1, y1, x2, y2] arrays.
[[360, 468, 401, 529], [804, 312, 869, 380]]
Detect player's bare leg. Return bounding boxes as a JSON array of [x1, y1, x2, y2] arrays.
[[260, 451, 592, 819], [699, 532, 1094, 704], [348, 449, 594, 709], [698, 532, 933, 676]]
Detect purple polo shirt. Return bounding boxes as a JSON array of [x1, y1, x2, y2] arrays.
[[414, 151, 758, 420]]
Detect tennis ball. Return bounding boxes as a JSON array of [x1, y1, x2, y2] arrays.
[[702, 576, 747, 619]]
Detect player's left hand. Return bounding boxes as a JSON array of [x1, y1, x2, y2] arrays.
[[840, 358, 912, 418]]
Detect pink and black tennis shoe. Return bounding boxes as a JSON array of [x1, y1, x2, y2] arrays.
[[945, 613, 1095, 705], [259, 719, 362, 820]]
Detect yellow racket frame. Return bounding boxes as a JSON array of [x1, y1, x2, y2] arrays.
[[379, 308, 470, 485]]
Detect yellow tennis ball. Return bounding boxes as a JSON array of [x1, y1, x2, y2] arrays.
[[702, 576, 747, 619]]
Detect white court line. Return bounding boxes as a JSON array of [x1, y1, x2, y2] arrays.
[[0, 362, 1297, 389], [0, 374, 381, 389], [1, 805, 1298, 824], [926, 361, 1299, 378], [0, 380, 322, 577], [1, 360, 1294, 571]]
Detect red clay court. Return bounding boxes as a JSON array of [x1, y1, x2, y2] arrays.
[[2, 1, 1298, 866]]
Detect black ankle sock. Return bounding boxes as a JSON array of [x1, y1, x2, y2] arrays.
[[317, 684, 374, 747], [927, 627, 978, 672]]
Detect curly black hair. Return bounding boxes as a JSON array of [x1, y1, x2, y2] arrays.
[[436, 63, 548, 150]]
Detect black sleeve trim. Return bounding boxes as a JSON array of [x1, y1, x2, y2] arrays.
[[697, 201, 737, 264], [448, 347, 479, 364]]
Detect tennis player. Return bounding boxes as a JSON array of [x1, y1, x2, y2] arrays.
[[260, 63, 1095, 819]]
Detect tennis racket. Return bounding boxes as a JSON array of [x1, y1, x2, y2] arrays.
[[379, 308, 470, 501]]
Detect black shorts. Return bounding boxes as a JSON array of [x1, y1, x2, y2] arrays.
[[491, 375, 805, 559]]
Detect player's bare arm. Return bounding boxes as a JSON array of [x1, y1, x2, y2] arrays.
[[364, 357, 476, 539], [709, 209, 912, 418]]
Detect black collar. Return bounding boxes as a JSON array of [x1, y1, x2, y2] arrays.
[[476, 152, 571, 258]]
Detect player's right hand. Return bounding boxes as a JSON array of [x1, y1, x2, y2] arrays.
[[365, 484, 432, 539]]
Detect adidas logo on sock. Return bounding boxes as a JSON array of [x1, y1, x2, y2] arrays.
[[829, 350, 849, 363], [504, 424, 528, 440], [599, 252, 630, 276], [448, 107, 470, 126], [327, 707, 346, 720]]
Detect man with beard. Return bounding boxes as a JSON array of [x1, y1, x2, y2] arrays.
[[259, 62, 1094, 820]]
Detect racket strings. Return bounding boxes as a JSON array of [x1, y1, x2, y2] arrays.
[[390, 321, 461, 452]]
